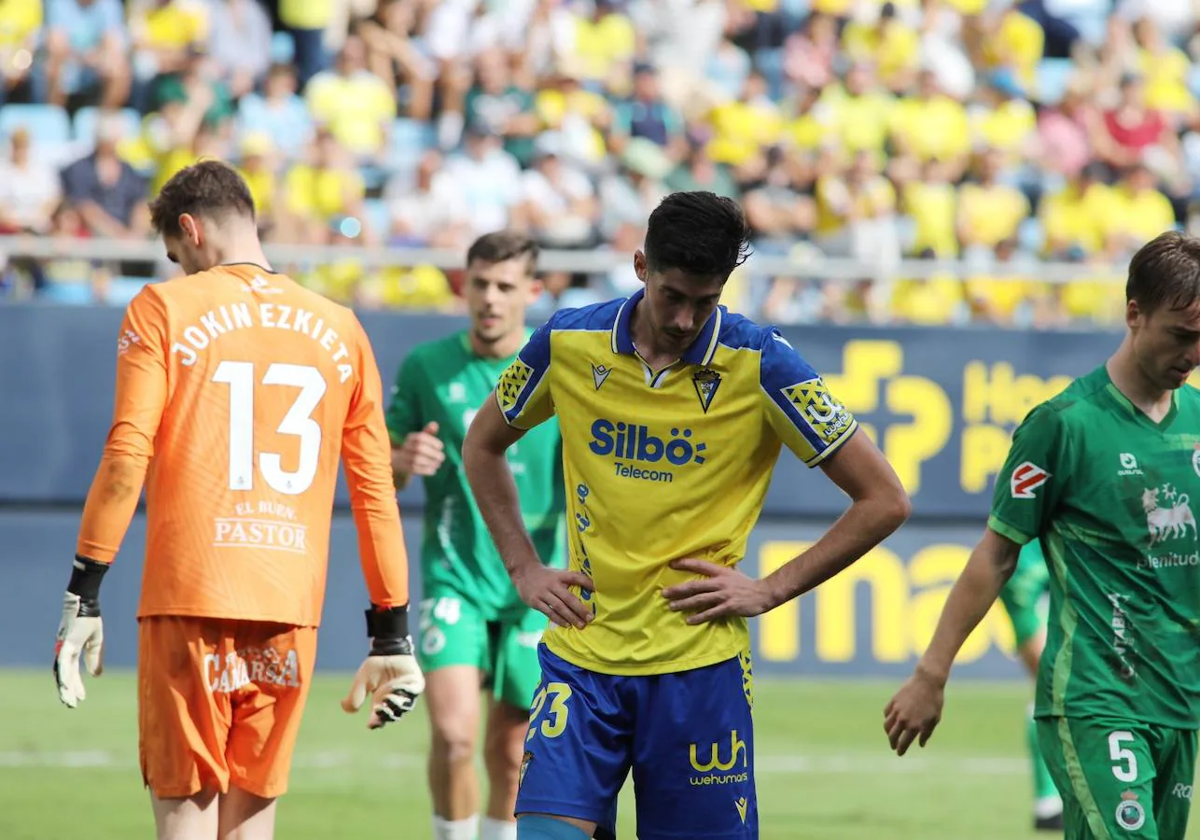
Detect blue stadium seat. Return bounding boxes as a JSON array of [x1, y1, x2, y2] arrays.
[[363, 198, 391, 240], [388, 118, 436, 170], [270, 31, 296, 65], [1063, 0, 1110, 47], [72, 106, 142, 145], [104, 277, 151, 307], [0, 104, 71, 146], [1018, 217, 1045, 254], [1035, 58, 1074, 105], [40, 282, 95, 305]]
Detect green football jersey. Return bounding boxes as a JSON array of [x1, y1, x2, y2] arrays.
[[989, 365, 1200, 730], [386, 330, 567, 617]]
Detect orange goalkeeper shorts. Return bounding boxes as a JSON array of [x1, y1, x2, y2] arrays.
[[137, 616, 318, 799]]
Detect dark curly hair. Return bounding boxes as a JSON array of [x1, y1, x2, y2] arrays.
[[643, 191, 752, 279], [149, 159, 256, 238]]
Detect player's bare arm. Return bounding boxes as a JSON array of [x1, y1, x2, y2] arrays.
[[391, 420, 445, 490], [662, 432, 910, 625], [463, 396, 593, 629], [884, 527, 1020, 755]]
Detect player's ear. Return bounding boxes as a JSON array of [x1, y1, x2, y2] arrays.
[[179, 213, 202, 247], [1126, 298, 1142, 330], [633, 249, 647, 284]]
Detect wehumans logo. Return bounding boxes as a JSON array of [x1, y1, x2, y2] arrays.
[[589, 419, 707, 483], [688, 731, 749, 786]]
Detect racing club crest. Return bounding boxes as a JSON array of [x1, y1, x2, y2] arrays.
[[1116, 791, 1146, 831]]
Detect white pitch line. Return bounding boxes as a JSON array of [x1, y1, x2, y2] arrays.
[[0, 750, 1027, 776]]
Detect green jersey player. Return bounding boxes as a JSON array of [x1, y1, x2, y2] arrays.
[[887, 231, 1200, 840], [386, 232, 566, 840], [999, 540, 1063, 831]]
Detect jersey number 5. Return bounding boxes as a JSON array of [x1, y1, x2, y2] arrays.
[[1108, 730, 1139, 782], [212, 361, 327, 495]]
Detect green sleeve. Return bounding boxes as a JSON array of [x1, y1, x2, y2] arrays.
[[987, 404, 1071, 545], [384, 352, 423, 447]]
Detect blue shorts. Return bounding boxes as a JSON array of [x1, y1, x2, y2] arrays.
[[516, 645, 758, 839]]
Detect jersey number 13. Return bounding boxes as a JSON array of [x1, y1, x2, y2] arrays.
[[212, 360, 327, 496]]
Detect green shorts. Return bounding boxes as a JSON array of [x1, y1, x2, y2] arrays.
[[1038, 717, 1197, 839], [416, 586, 547, 710], [999, 540, 1050, 648]]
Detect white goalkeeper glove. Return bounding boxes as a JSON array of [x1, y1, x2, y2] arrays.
[[341, 605, 425, 730], [54, 557, 109, 709]]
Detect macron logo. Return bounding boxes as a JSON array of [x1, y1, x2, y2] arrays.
[[1011, 462, 1050, 499], [591, 363, 612, 391]]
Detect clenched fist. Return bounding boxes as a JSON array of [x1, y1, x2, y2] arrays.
[[393, 421, 444, 483]]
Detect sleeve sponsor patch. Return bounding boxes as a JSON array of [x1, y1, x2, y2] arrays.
[[1010, 461, 1051, 499], [497, 359, 534, 414], [782, 378, 853, 445]]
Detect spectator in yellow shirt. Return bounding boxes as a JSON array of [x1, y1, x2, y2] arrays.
[[236, 133, 279, 238], [903, 158, 959, 258], [841, 3, 919, 94], [812, 62, 895, 156], [956, 147, 1030, 255], [1104, 163, 1178, 257], [889, 70, 971, 181], [0, 0, 41, 102], [305, 34, 396, 163], [1039, 162, 1113, 260], [129, 0, 209, 82], [965, 238, 1046, 326], [562, 0, 636, 87], [706, 71, 785, 167], [981, 7, 1043, 93], [281, 129, 368, 246], [1133, 16, 1196, 117]]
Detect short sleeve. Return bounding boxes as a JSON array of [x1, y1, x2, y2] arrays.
[[384, 352, 423, 446], [988, 404, 1070, 545], [496, 317, 555, 430], [759, 330, 857, 466]]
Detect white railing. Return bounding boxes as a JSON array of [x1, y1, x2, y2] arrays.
[[0, 235, 1126, 283]]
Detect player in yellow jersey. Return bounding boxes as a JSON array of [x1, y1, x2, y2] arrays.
[[462, 191, 911, 839]]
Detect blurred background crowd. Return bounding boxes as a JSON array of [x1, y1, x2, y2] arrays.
[[0, 0, 1197, 327]]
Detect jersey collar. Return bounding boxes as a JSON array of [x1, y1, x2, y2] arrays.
[[610, 288, 723, 367]]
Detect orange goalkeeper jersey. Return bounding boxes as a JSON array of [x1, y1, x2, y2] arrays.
[[76, 264, 410, 626]]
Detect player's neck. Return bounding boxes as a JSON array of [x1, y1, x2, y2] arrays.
[[1107, 342, 1172, 419], [212, 235, 273, 274], [469, 329, 523, 360], [629, 306, 682, 370]]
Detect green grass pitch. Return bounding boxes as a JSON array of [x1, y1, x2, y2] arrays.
[[2, 669, 1197, 839]]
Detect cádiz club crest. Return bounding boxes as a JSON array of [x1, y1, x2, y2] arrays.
[[693, 369, 721, 413]]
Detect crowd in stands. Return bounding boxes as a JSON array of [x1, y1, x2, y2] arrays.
[[0, 0, 1198, 327]]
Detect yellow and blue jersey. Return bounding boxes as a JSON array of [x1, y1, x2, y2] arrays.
[[496, 289, 858, 675]]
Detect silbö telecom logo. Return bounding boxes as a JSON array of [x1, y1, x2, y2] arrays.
[[589, 419, 707, 483]]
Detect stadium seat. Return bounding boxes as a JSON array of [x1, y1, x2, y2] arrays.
[[0, 104, 71, 146], [363, 198, 391, 241], [1018, 217, 1045, 254], [270, 31, 296, 65], [104, 277, 151, 307], [1063, 0, 1110, 46], [40, 282, 95, 305], [388, 118, 436, 172], [1035, 58, 1074, 106], [72, 107, 142, 145]]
